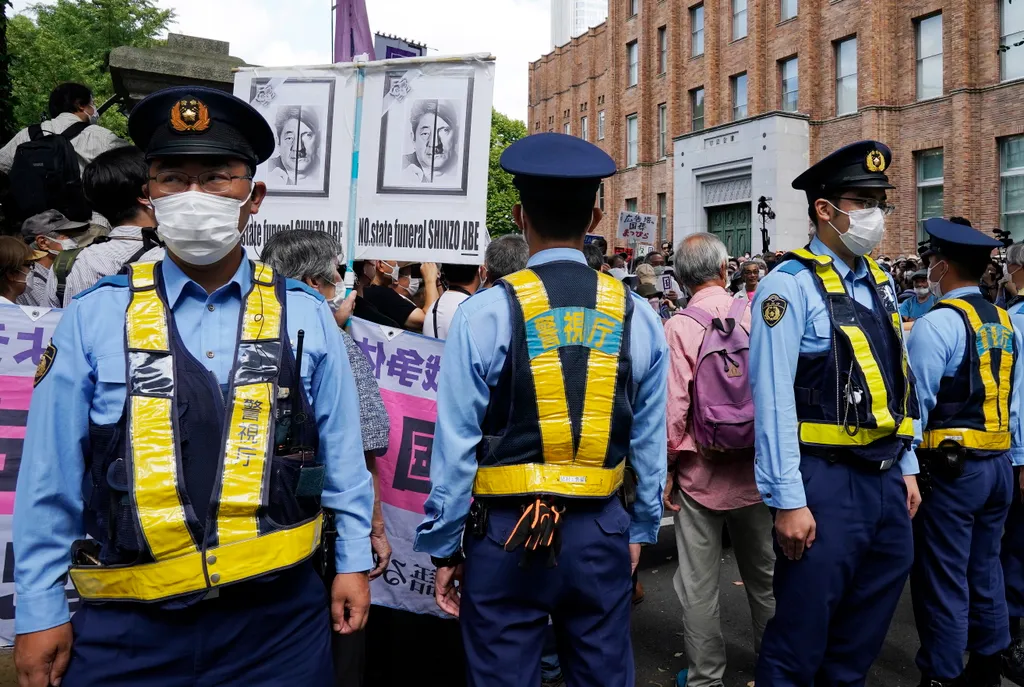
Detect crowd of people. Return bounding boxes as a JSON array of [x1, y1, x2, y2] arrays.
[[7, 81, 1024, 687]]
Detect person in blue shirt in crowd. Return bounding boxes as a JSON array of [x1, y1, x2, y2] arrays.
[[12, 87, 374, 687], [899, 269, 937, 321], [414, 132, 668, 687], [907, 218, 1024, 687], [750, 141, 921, 685]]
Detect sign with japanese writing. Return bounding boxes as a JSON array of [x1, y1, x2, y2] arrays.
[[349, 317, 449, 617], [616, 211, 656, 243], [660, 273, 674, 294], [0, 305, 69, 644], [232, 54, 494, 264]]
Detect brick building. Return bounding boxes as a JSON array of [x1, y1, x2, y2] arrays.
[[527, 0, 1024, 257]]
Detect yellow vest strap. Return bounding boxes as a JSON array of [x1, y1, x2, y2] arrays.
[[473, 462, 625, 498], [943, 298, 1013, 433], [799, 416, 914, 447], [921, 428, 1012, 452]]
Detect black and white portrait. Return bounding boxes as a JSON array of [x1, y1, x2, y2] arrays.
[[377, 69, 474, 196], [249, 77, 335, 197]]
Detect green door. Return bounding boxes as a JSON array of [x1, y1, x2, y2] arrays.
[[707, 203, 752, 256]]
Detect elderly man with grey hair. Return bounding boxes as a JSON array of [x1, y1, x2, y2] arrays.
[[259, 229, 391, 687], [483, 233, 529, 286], [663, 233, 775, 687]]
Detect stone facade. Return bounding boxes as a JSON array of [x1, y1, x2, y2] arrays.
[[528, 0, 1024, 256]]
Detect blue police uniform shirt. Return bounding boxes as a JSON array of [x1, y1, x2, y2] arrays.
[[898, 294, 937, 320], [750, 236, 919, 511], [908, 286, 1024, 466], [414, 248, 669, 558], [13, 256, 374, 634]]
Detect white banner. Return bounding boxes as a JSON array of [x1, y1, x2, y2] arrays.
[[233, 54, 494, 265], [616, 211, 656, 243]]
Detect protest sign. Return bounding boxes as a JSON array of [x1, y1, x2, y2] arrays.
[[616, 211, 656, 244], [660, 273, 673, 293], [0, 305, 71, 645], [233, 54, 494, 265], [349, 317, 448, 618]]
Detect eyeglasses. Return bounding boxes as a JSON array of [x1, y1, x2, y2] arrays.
[[833, 196, 896, 216], [148, 171, 253, 194]]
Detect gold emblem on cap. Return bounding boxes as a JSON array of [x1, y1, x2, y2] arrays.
[[866, 149, 886, 173], [169, 97, 211, 133]]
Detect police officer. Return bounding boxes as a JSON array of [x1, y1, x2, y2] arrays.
[[751, 141, 921, 684], [1004, 241, 1024, 685], [414, 132, 668, 686], [908, 219, 1024, 686], [12, 86, 374, 687]]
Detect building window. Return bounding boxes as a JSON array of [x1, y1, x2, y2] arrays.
[[599, 182, 605, 211], [691, 4, 704, 56], [626, 197, 638, 212], [626, 114, 638, 167], [581, 115, 589, 141], [781, 0, 797, 21], [732, 73, 748, 120], [1003, 0, 1024, 81], [598, 110, 606, 139], [916, 14, 943, 100], [691, 87, 705, 131], [657, 103, 668, 158], [780, 56, 798, 112], [564, 122, 571, 135], [627, 41, 639, 87], [629, 0, 638, 17], [733, 0, 748, 40], [657, 193, 668, 243], [1002, 137, 1024, 239], [658, 26, 668, 74], [917, 150, 944, 240], [836, 37, 858, 115]]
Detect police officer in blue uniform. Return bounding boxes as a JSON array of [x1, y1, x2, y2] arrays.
[[751, 141, 922, 684], [908, 218, 1024, 687], [12, 87, 375, 686], [414, 132, 668, 687]]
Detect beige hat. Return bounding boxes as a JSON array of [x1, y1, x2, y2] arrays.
[[635, 263, 657, 285]]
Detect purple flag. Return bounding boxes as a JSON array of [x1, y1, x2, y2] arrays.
[[334, 0, 376, 63]]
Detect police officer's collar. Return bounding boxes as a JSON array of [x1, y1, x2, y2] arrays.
[[525, 247, 587, 268], [161, 253, 250, 308], [809, 235, 869, 281], [937, 285, 983, 303]]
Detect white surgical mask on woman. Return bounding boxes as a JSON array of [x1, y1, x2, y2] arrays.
[[915, 286, 931, 298], [827, 202, 886, 257], [152, 190, 246, 266]]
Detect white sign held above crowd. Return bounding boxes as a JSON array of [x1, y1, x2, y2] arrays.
[[617, 211, 656, 244], [232, 53, 495, 264]]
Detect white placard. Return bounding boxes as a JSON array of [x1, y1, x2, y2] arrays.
[[660, 273, 673, 293], [233, 54, 494, 265], [616, 211, 656, 243]]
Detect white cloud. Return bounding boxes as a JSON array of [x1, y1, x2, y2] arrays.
[[12, 0, 546, 122]]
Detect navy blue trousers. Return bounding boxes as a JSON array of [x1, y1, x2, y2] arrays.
[[911, 454, 1013, 679], [1003, 467, 1024, 620], [62, 563, 333, 687], [460, 496, 634, 687], [755, 455, 913, 686]]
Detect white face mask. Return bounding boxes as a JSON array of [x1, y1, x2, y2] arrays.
[[404, 277, 423, 296], [45, 235, 78, 255], [87, 109, 99, 125], [758, 269, 766, 279], [327, 280, 346, 311], [915, 286, 931, 298], [152, 190, 246, 266], [608, 267, 628, 280], [927, 260, 948, 298], [827, 203, 886, 257]]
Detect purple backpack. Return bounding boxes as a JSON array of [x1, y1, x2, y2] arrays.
[[677, 298, 755, 458]]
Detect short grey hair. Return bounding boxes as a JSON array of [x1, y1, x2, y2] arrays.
[[260, 229, 340, 283], [485, 234, 529, 282], [1008, 242, 1024, 267], [674, 233, 729, 289]]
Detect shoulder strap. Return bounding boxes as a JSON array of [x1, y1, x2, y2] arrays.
[[27, 124, 43, 141], [125, 229, 161, 264], [61, 121, 90, 141], [54, 247, 85, 304], [432, 295, 442, 338], [726, 297, 747, 322], [678, 305, 713, 330]]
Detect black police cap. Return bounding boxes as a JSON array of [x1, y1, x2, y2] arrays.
[[918, 217, 1002, 260], [500, 133, 616, 202], [792, 140, 895, 200], [128, 86, 275, 166]]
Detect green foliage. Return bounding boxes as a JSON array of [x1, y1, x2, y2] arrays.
[[7, 0, 173, 140], [487, 109, 527, 238], [0, 0, 15, 143]]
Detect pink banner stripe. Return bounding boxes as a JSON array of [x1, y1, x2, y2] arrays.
[[0, 426, 24, 440], [0, 375, 33, 411], [0, 491, 13, 516]]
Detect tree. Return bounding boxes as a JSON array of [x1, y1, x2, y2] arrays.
[[6, 0, 173, 141], [487, 109, 527, 237]]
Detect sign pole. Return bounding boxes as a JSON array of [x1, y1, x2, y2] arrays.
[[344, 61, 366, 296]]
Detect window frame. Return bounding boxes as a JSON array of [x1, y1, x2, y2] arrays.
[[691, 87, 705, 131], [916, 149, 944, 241], [598, 110, 606, 140], [658, 26, 668, 74], [626, 197, 638, 213], [626, 114, 639, 167], [732, 73, 748, 120], [780, 0, 797, 21], [1003, 0, 1024, 81], [733, 0, 748, 40], [835, 37, 858, 116], [581, 115, 589, 141], [691, 4, 705, 57], [1001, 137, 1024, 238], [657, 193, 668, 244], [599, 182, 605, 211], [780, 56, 798, 112], [657, 103, 668, 159], [915, 13, 943, 101], [629, 0, 638, 18], [627, 40, 639, 87]]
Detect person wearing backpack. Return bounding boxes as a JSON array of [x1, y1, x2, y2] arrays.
[[0, 82, 127, 228], [17, 209, 92, 307], [664, 232, 775, 687]]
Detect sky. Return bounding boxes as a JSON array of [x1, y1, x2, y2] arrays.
[[11, 0, 550, 122]]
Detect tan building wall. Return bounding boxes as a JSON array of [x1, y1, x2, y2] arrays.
[[528, 0, 1024, 257]]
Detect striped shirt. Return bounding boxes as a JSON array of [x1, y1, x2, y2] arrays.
[[45, 226, 165, 308], [0, 113, 128, 175], [341, 329, 390, 453], [16, 261, 52, 308]]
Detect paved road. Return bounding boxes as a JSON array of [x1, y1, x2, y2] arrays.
[[632, 523, 1016, 687]]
